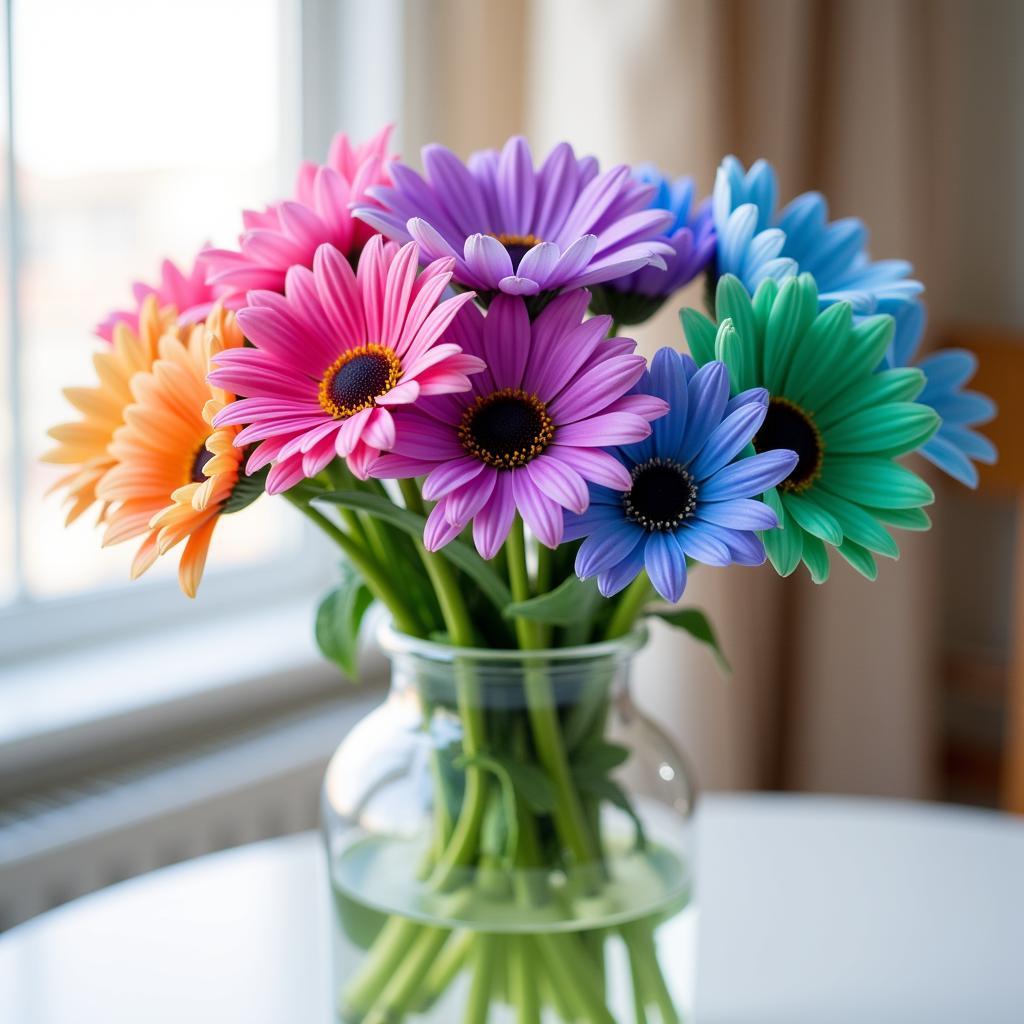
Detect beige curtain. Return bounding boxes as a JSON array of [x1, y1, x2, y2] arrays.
[[403, 0, 967, 796]]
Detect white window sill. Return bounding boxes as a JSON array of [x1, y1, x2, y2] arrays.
[[0, 598, 386, 784]]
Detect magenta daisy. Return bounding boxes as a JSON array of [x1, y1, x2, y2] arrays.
[[372, 292, 669, 557], [96, 251, 225, 342], [208, 237, 483, 492], [353, 136, 675, 305], [200, 126, 396, 302]]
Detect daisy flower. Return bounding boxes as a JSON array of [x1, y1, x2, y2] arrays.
[[200, 126, 395, 302], [96, 307, 250, 597], [96, 251, 227, 342], [353, 136, 674, 306], [712, 155, 922, 313], [592, 166, 715, 326], [565, 348, 797, 601], [372, 292, 669, 558], [683, 273, 940, 582], [886, 301, 997, 488], [209, 237, 483, 491], [43, 296, 176, 524]]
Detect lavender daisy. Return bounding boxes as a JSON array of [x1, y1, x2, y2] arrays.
[[565, 348, 797, 602], [353, 136, 674, 309], [592, 165, 715, 326], [372, 292, 668, 557]]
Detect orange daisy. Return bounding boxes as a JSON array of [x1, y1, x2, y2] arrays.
[[97, 306, 249, 597], [42, 296, 176, 524]]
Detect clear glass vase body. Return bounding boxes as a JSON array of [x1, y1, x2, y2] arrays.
[[321, 625, 697, 1023]]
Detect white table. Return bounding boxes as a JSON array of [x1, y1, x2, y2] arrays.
[[2, 794, 1022, 1023]]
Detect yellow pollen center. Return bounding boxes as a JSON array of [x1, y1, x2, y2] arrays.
[[318, 343, 401, 420], [490, 233, 543, 249], [458, 388, 555, 470]]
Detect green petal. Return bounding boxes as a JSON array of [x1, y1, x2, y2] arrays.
[[815, 368, 926, 431], [715, 283, 760, 393], [800, 534, 831, 583], [762, 488, 803, 576], [785, 302, 854, 407], [752, 278, 780, 336], [869, 506, 932, 531], [715, 317, 755, 395], [806, 314, 895, 411], [819, 456, 935, 509], [781, 491, 844, 546], [809, 489, 900, 559], [837, 539, 878, 581], [681, 307, 717, 366], [765, 275, 818, 394], [823, 402, 940, 456]]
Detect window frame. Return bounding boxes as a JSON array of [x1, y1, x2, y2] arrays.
[[0, 0, 405, 671]]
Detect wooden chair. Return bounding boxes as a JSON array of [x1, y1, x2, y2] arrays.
[[952, 330, 1024, 812]]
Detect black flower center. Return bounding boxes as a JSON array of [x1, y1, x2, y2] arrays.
[[319, 344, 401, 419], [190, 445, 214, 483], [458, 388, 555, 469], [491, 232, 543, 273], [623, 458, 698, 532], [753, 397, 823, 493]]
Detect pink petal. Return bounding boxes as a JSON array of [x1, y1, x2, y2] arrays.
[[422, 456, 485, 501], [548, 446, 632, 491], [473, 472, 516, 559], [526, 455, 589, 514], [424, 498, 465, 551], [555, 412, 653, 447], [512, 470, 563, 548]]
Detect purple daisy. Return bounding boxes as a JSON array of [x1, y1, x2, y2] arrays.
[[353, 136, 675, 306], [371, 292, 669, 557]]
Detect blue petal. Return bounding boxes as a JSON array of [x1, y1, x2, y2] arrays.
[[677, 522, 733, 566], [697, 498, 779, 530], [888, 301, 926, 367], [576, 521, 645, 577], [941, 424, 997, 463], [676, 361, 730, 464], [597, 539, 647, 597], [718, 204, 759, 277], [927, 391, 996, 425], [689, 400, 767, 481], [919, 434, 979, 488], [694, 521, 767, 566], [649, 347, 688, 457], [644, 532, 688, 602], [917, 349, 978, 400], [699, 449, 798, 502], [563, 502, 622, 542]]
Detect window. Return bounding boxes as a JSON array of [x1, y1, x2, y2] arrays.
[[0, 0, 316, 662]]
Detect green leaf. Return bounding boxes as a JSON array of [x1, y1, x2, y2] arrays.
[[575, 774, 647, 850], [222, 464, 269, 514], [572, 739, 631, 775], [315, 562, 374, 679], [503, 574, 601, 627], [459, 753, 558, 815], [648, 606, 731, 673], [316, 489, 512, 610]]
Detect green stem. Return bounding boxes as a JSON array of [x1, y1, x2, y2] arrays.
[[510, 936, 541, 1024], [283, 489, 421, 635], [463, 934, 497, 1024], [535, 542, 555, 647], [508, 517, 597, 868], [604, 572, 652, 640]]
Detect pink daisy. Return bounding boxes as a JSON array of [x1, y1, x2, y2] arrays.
[[199, 126, 396, 302], [208, 237, 483, 492], [372, 292, 669, 557], [96, 251, 225, 342]]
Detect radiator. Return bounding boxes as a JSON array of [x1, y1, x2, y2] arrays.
[[0, 691, 381, 931]]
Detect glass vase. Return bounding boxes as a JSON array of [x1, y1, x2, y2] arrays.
[[321, 623, 697, 1023]]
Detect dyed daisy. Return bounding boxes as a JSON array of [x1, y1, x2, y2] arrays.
[[96, 251, 227, 342], [200, 126, 395, 301], [44, 296, 176, 524], [683, 273, 940, 582], [592, 166, 715, 326], [712, 155, 922, 313], [209, 237, 483, 491], [887, 301, 997, 488], [353, 136, 674, 307], [565, 348, 797, 601], [371, 291, 668, 558], [97, 307, 249, 597]]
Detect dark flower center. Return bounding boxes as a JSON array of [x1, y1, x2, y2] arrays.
[[190, 445, 214, 483], [753, 397, 823, 492], [490, 232, 543, 273], [319, 344, 401, 419], [623, 458, 698, 532], [458, 388, 555, 469]]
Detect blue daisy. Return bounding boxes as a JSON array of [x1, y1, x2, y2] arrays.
[[712, 155, 923, 313], [565, 348, 798, 602], [888, 301, 997, 488]]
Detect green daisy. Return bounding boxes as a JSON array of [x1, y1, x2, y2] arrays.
[[681, 273, 939, 582]]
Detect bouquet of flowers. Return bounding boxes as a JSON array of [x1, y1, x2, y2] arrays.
[[46, 129, 995, 1022]]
